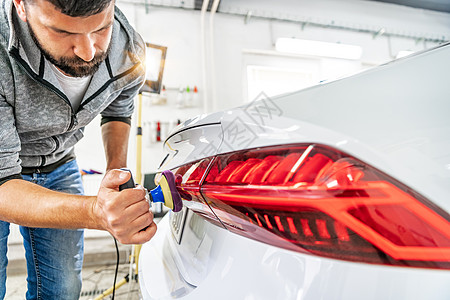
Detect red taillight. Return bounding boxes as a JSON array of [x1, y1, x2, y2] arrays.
[[174, 144, 450, 269], [172, 158, 224, 226]]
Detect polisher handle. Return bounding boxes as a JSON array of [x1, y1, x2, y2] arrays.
[[118, 168, 151, 232], [119, 168, 135, 191]]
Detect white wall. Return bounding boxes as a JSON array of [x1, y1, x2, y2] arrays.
[[118, 0, 448, 111]]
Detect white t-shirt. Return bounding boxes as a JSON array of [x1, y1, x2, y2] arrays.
[[48, 62, 92, 111]]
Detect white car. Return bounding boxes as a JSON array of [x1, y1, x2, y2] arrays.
[[139, 42, 450, 299]]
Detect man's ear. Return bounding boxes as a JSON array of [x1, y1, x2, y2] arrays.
[[13, 0, 27, 22]]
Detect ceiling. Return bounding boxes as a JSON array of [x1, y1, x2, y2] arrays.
[[368, 0, 450, 13], [194, 0, 450, 13]]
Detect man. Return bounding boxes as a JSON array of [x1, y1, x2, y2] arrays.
[[0, 0, 157, 298]]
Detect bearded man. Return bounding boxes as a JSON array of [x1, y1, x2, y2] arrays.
[[0, 0, 157, 298]]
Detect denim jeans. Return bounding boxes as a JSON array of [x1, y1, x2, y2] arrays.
[[0, 160, 85, 299]]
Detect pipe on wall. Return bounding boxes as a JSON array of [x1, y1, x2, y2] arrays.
[[200, 0, 210, 113], [209, 0, 221, 112]]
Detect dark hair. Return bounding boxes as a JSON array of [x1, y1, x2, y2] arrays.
[[25, 0, 113, 17]]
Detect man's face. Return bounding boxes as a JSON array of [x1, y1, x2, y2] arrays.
[[14, 0, 114, 77]]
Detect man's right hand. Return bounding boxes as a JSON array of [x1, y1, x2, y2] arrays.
[[92, 169, 157, 244]]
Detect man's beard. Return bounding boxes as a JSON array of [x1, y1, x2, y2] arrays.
[[27, 22, 110, 77]]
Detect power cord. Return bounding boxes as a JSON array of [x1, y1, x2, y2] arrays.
[[112, 238, 119, 300], [112, 168, 134, 299]]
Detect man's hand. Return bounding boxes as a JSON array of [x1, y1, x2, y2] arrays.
[[93, 169, 157, 244]]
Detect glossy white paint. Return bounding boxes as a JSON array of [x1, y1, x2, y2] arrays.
[[140, 42, 450, 299], [161, 123, 223, 170], [273, 45, 450, 212], [140, 213, 450, 299]]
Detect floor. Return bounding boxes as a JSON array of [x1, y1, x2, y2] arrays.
[[6, 262, 142, 300], [79, 264, 141, 299], [5, 234, 143, 300]]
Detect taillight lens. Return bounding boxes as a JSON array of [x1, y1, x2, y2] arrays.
[[172, 158, 224, 225], [174, 144, 450, 269]]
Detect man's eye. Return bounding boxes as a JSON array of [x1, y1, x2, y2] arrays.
[[96, 27, 109, 33], [55, 30, 71, 36]]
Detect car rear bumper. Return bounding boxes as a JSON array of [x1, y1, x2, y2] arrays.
[[139, 212, 450, 300]]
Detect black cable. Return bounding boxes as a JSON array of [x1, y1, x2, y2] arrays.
[[112, 237, 119, 300], [112, 169, 134, 298]]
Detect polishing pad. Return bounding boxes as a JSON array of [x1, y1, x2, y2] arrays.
[[149, 170, 183, 212]]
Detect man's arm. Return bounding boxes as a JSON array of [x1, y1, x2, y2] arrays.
[[101, 120, 131, 171], [100, 119, 158, 242], [0, 170, 156, 244], [0, 94, 154, 244]]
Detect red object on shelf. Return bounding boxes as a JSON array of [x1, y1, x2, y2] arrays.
[[156, 121, 161, 142]]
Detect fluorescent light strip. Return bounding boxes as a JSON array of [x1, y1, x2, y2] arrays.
[[275, 38, 362, 60]]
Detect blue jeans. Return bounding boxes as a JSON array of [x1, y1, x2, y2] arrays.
[[0, 160, 85, 299]]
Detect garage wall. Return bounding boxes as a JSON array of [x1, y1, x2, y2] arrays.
[[118, 0, 449, 111]]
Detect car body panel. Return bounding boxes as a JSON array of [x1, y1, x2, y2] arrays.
[[140, 42, 450, 299], [161, 123, 223, 170], [140, 212, 450, 300]]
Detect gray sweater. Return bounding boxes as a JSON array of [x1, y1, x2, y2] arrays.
[[0, 0, 146, 182]]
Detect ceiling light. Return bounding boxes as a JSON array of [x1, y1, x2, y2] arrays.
[[275, 38, 362, 60]]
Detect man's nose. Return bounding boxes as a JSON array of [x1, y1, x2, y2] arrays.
[[73, 34, 96, 62]]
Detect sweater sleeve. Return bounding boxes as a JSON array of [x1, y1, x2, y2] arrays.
[[0, 174, 22, 186], [101, 23, 146, 121], [100, 63, 145, 118], [0, 92, 22, 183]]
